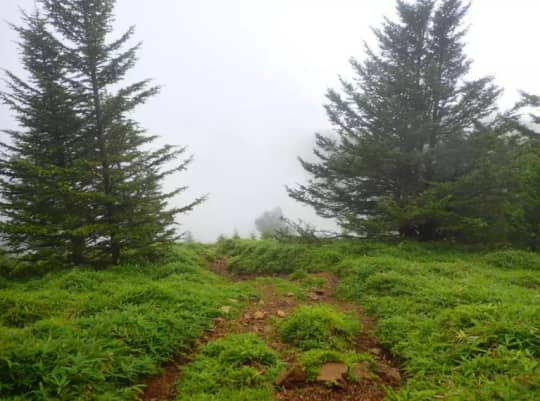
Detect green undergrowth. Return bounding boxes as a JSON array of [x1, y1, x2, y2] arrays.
[[0, 245, 251, 401], [253, 275, 325, 300], [279, 304, 360, 351], [176, 333, 282, 401], [214, 238, 474, 274], [278, 304, 371, 383], [218, 239, 540, 400], [337, 256, 540, 400], [337, 254, 540, 400], [213, 238, 359, 273]]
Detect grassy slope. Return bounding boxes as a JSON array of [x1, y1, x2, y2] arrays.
[[1, 239, 538, 401], [0, 245, 250, 401], [218, 239, 540, 401]]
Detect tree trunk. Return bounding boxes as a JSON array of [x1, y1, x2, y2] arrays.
[[111, 235, 120, 265], [70, 236, 85, 265]]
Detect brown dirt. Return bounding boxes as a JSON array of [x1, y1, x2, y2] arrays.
[[139, 258, 401, 401]]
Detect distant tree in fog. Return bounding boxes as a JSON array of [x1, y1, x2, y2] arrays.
[[254, 207, 287, 238], [183, 231, 195, 243]]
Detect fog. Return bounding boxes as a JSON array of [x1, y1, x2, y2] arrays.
[[1, 0, 539, 241]]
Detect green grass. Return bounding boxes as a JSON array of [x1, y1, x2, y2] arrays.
[[0, 245, 251, 401], [279, 304, 360, 351], [220, 239, 540, 400], [336, 254, 540, 401], [176, 333, 282, 401], [2, 239, 539, 400], [215, 238, 358, 274], [252, 275, 324, 300], [215, 238, 475, 274], [277, 302, 367, 384]]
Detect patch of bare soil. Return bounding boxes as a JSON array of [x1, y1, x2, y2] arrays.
[[139, 258, 401, 401]]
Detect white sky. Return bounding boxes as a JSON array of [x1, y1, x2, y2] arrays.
[[1, 0, 539, 241]]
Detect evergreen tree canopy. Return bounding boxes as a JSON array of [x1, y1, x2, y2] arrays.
[[0, 11, 91, 264], [288, 0, 500, 240], [1, 0, 205, 266], [509, 93, 540, 249]]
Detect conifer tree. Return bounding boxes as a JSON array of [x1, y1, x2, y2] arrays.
[[41, 0, 205, 264], [0, 12, 91, 264], [1, 1, 204, 265], [511, 92, 540, 248], [288, 0, 500, 240]]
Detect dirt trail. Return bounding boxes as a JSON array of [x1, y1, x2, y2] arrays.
[[139, 258, 401, 401]]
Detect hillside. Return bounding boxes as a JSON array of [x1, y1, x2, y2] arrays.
[[1, 240, 539, 400]]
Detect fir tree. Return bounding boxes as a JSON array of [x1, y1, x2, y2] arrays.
[[510, 92, 540, 248], [1, 1, 205, 265], [288, 0, 499, 240], [0, 12, 91, 265], [40, 0, 205, 264]]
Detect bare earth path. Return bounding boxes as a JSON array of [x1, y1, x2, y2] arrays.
[[140, 258, 401, 401]]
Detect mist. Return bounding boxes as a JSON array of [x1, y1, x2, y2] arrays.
[[1, 0, 539, 242]]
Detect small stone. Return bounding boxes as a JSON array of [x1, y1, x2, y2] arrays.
[[220, 305, 232, 314], [370, 347, 382, 356], [317, 362, 348, 388], [375, 365, 401, 384], [275, 364, 307, 387], [253, 311, 266, 320], [385, 367, 401, 383], [276, 310, 287, 317], [353, 363, 371, 381], [243, 312, 252, 320], [285, 292, 295, 297], [307, 293, 320, 301]]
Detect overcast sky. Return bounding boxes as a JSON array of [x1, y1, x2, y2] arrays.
[[1, 0, 539, 241]]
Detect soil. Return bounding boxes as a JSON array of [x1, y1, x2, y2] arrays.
[[139, 258, 401, 401]]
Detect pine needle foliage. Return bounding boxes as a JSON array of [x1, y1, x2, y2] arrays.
[[0, 11, 92, 266], [1, 0, 205, 266], [288, 0, 500, 240]]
